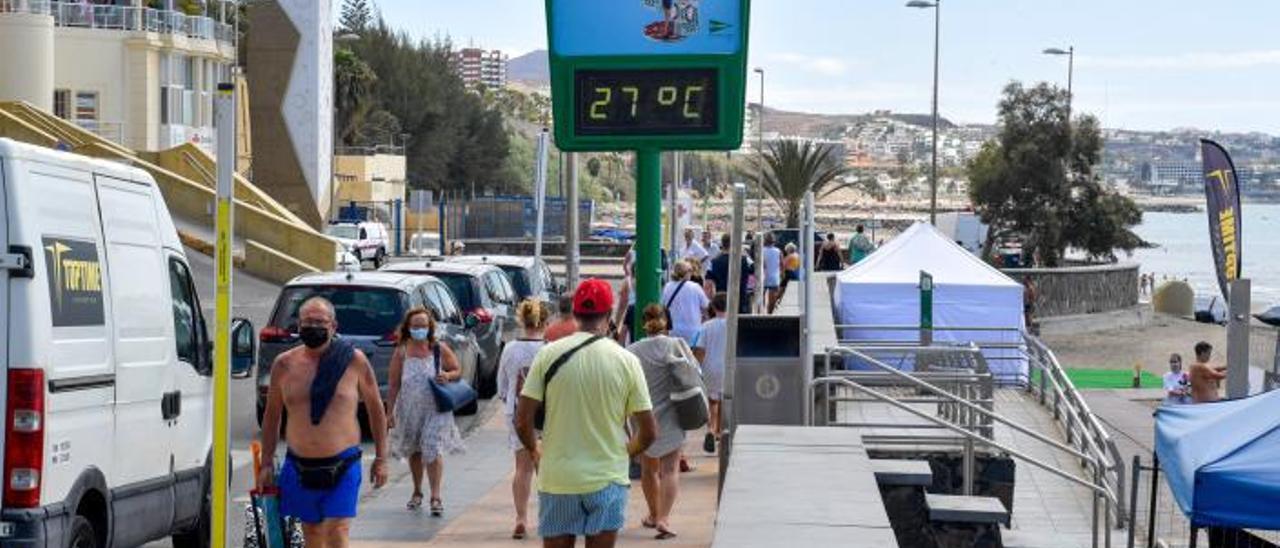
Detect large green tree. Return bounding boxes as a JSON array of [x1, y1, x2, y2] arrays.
[[967, 82, 1143, 266], [343, 22, 511, 193], [742, 140, 852, 227], [339, 0, 373, 33]]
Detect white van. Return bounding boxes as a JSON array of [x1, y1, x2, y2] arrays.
[[0, 139, 253, 548]]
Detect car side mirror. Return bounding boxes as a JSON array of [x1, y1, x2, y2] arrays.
[[231, 318, 256, 379], [464, 313, 481, 329]]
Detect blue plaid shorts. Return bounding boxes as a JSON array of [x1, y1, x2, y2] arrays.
[[538, 483, 629, 538]]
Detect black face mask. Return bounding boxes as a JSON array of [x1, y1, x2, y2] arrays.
[[299, 326, 330, 349]]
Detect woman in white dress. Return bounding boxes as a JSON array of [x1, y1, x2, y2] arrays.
[[495, 299, 551, 539], [386, 308, 465, 517]]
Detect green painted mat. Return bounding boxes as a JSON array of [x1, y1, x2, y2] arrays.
[[1030, 368, 1163, 389]]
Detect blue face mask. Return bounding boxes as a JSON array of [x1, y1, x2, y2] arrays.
[[409, 327, 431, 341]]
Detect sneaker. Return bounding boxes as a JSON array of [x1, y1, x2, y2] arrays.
[[703, 433, 716, 454]]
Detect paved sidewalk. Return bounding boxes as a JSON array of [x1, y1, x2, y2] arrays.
[[351, 411, 720, 547]]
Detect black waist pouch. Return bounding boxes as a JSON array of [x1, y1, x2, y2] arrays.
[[289, 450, 362, 490]]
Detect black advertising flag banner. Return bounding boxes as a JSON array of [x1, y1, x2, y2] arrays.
[[1200, 139, 1242, 300]]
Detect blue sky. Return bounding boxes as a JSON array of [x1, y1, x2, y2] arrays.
[[374, 0, 1280, 134]]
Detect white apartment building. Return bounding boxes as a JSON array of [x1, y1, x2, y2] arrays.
[[452, 47, 507, 90], [0, 0, 237, 154]]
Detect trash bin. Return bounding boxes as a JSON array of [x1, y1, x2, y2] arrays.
[[733, 315, 804, 425]]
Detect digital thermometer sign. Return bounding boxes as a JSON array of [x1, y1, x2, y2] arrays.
[[575, 68, 719, 136], [546, 0, 749, 151]]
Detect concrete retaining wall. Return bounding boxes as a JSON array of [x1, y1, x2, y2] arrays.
[[1002, 263, 1139, 318]]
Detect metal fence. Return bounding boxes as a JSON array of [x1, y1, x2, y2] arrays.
[[441, 195, 594, 240]]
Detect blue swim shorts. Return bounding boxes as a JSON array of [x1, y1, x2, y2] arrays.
[[279, 447, 362, 524], [539, 483, 629, 539]]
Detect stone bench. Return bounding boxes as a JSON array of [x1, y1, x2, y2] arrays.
[[872, 459, 934, 487], [926, 494, 1010, 548]]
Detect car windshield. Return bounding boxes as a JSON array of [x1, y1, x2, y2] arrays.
[[270, 286, 408, 337], [432, 273, 478, 310], [326, 225, 359, 240], [497, 265, 533, 298]]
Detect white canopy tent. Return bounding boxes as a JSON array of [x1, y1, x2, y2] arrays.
[[833, 222, 1028, 382]]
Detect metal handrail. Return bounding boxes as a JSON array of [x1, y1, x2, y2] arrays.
[[1024, 333, 1128, 526], [828, 346, 1101, 466], [811, 375, 1115, 548]]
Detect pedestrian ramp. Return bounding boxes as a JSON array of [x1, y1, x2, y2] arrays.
[[0, 100, 335, 283]]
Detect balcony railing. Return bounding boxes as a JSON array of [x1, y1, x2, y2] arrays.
[[0, 1, 234, 45]]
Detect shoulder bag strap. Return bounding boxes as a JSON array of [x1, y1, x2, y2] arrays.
[[665, 281, 686, 309], [543, 334, 606, 387]]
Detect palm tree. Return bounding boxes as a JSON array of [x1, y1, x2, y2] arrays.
[[334, 48, 377, 146], [742, 140, 852, 227]]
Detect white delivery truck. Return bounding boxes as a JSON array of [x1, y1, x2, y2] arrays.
[[0, 139, 253, 548]]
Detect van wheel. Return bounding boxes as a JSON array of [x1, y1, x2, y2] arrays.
[[68, 516, 98, 548], [374, 248, 385, 268]]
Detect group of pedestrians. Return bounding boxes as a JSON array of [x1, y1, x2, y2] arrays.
[[504, 278, 721, 546], [256, 278, 724, 547]]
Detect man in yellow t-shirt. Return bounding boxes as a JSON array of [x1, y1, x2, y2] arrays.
[[516, 279, 656, 547]]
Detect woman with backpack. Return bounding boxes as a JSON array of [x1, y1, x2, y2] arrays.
[[628, 304, 706, 541], [495, 299, 551, 540], [386, 308, 465, 517]]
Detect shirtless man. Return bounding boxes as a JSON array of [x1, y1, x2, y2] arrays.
[[259, 297, 389, 548], [1188, 341, 1227, 404]]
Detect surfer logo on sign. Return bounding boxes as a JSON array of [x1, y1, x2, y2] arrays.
[[643, 0, 700, 42]]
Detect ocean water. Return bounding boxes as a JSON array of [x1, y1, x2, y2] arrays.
[[1130, 203, 1280, 310]]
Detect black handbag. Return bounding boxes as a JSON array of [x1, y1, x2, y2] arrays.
[[427, 345, 478, 413], [535, 335, 605, 430]]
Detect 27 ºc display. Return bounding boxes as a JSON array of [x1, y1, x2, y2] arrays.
[[574, 68, 719, 136]]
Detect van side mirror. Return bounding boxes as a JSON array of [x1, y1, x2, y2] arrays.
[[231, 318, 256, 378], [464, 313, 480, 329]]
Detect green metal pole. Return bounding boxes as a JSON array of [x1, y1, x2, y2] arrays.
[[635, 149, 663, 340]]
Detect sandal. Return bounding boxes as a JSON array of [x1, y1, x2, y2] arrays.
[[429, 498, 444, 517], [655, 526, 678, 540], [679, 457, 695, 473], [512, 523, 527, 540], [641, 517, 658, 529], [406, 493, 424, 511]]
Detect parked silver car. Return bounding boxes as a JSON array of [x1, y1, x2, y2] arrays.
[[450, 255, 564, 303], [381, 260, 518, 396], [256, 271, 483, 420]]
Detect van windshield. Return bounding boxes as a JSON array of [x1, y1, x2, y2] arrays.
[[270, 286, 408, 337], [326, 225, 360, 240]]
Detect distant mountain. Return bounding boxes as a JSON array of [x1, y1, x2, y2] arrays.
[[508, 49, 549, 85]]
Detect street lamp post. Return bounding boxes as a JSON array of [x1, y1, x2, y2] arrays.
[[1042, 46, 1074, 121], [906, 0, 940, 225], [752, 67, 765, 312]]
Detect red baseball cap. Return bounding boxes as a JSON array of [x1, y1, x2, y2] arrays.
[[573, 278, 614, 315]]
